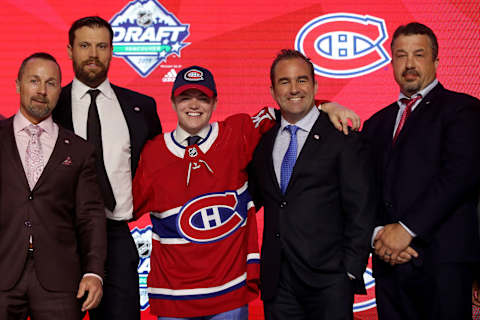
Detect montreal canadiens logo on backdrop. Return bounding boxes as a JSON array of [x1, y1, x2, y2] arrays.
[[177, 191, 247, 243], [353, 257, 376, 312], [110, 0, 190, 77], [295, 13, 390, 78]]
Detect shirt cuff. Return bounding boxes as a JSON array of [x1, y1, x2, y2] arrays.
[[398, 221, 416, 237], [371, 226, 384, 248], [347, 272, 355, 280], [83, 273, 103, 285]]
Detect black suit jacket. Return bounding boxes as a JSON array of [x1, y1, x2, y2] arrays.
[[362, 83, 480, 274], [53, 82, 162, 177], [0, 118, 106, 291], [249, 110, 376, 300]]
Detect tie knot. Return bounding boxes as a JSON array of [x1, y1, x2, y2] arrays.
[[187, 135, 201, 146], [87, 89, 101, 100], [285, 125, 299, 136], [25, 124, 42, 137], [400, 94, 422, 106]]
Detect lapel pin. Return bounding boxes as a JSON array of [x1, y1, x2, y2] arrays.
[[313, 134, 320, 140], [133, 106, 141, 112], [64, 138, 70, 144], [426, 101, 431, 104], [62, 156, 72, 166]]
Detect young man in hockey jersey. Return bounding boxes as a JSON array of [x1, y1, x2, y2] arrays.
[[132, 65, 359, 319]]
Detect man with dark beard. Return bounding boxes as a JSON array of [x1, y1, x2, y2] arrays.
[[52, 16, 162, 320]]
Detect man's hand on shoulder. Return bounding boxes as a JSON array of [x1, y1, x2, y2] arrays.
[[320, 102, 361, 135], [77, 275, 103, 312]]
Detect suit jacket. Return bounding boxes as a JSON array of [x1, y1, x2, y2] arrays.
[[0, 117, 106, 292], [52, 82, 162, 177], [249, 111, 376, 300], [362, 83, 480, 275]]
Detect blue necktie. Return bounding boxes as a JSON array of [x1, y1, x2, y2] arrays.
[[280, 125, 299, 194]]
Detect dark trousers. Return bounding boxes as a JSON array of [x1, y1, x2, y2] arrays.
[[0, 253, 83, 320], [375, 261, 473, 320], [89, 219, 140, 320], [263, 260, 354, 320]]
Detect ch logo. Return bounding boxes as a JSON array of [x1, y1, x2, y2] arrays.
[[295, 13, 390, 78], [177, 191, 246, 243]]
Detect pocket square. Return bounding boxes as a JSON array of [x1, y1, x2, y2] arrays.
[[62, 156, 72, 166]]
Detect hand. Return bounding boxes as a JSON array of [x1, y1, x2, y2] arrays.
[[321, 102, 361, 134], [77, 275, 103, 312], [393, 246, 419, 265], [473, 280, 480, 306], [374, 223, 413, 263]]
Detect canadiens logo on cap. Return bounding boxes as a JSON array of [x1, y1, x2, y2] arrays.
[[184, 69, 204, 82], [172, 65, 217, 98]]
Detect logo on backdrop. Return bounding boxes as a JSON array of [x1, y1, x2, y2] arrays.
[[295, 13, 390, 79], [353, 258, 376, 312], [110, 0, 190, 77], [132, 226, 152, 311]]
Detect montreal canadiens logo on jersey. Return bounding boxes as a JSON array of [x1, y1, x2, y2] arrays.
[[295, 13, 390, 78], [177, 191, 248, 243], [110, 0, 190, 77]]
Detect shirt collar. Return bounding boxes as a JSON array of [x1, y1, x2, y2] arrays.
[[398, 78, 438, 104], [13, 110, 55, 136], [72, 77, 115, 101], [174, 124, 212, 145], [280, 104, 319, 133]]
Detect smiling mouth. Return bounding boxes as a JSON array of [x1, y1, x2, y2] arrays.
[[187, 112, 201, 117]]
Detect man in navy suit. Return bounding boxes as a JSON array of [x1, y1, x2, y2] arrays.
[[363, 22, 480, 320], [52, 16, 161, 320], [249, 49, 376, 320]]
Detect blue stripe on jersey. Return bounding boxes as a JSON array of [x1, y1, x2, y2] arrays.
[[148, 280, 245, 301]]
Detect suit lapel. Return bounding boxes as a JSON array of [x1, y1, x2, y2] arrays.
[[0, 118, 30, 189], [265, 122, 282, 194], [53, 83, 74, 131], [32, 127, 72, 191], [285, 112, 327, 193]]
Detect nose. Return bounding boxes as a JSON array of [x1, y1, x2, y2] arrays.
[[405, 54, 415, 69], [37, 83, 47, 96], [89, 46, 98, 57], [290, 82, 299, 94]]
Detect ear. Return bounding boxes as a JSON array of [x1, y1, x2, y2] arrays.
[[270, 85, 275, 100], [212, 97, 218, 112], [314, 79, 318, 94], [67, 44, 73, 60], [16, 79, 20, 94]]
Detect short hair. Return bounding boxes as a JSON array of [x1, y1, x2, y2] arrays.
[[69, 16, 114, 46], [391, 22, 439, 61], [17, 52, 61, 82], [270, 49, 315, 87]]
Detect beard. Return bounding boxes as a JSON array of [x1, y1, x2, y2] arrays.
[[24, 96, 54, 121], [73, 58, 109, 88], [401, 69, 421, 95]]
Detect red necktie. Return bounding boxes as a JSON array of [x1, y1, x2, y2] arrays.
[[393, 95, 422, 143]]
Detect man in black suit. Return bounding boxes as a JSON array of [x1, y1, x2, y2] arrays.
[[249, 49, 376, 320], [363, 22, 480, 320], [0, 52, 106, 319], [52, 16, 161, 320]]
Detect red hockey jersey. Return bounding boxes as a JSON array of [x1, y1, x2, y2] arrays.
[[133, 108, 276, 317]]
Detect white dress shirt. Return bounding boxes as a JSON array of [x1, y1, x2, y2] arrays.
[[174, 124, 211, 146], [71, 78, 133, 221], [272, 105, 320, 186], [14, 111, 58, 180]]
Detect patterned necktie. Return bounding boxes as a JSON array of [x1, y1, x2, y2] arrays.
[[187, 135, 201, 146], [25, 124, 44, 190], [393, 95, 422, 143], [87, 89, 116, 211], [280, 125, 299, 194]]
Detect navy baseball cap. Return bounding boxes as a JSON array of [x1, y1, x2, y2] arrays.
[[172, 65, 217, 98]]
